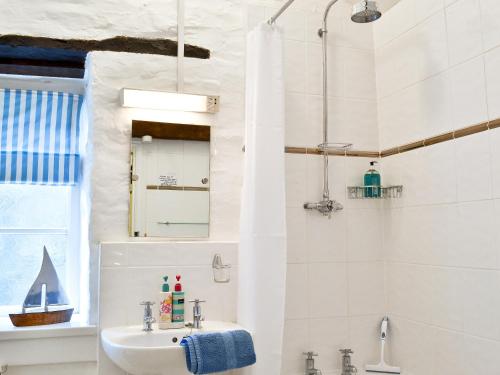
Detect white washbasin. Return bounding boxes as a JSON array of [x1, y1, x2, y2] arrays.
[[101, 321, 247, 375]]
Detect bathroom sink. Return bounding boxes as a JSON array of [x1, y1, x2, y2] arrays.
[[101, 321, 247, 375]]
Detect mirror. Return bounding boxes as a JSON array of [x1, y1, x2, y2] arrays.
[[129, 120, 210, 238]]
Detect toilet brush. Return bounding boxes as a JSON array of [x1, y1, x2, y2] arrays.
[[365, 316, 401, 374]]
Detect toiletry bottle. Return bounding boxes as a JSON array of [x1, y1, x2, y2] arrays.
[[364, 161, 381, 198], [159, 276, 173, 330], [172, 275, 185, 329]]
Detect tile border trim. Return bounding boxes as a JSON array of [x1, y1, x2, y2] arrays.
[[284, 118, 497, 158]]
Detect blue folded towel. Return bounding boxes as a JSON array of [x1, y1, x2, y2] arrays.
[[180, 330, 256, 374]]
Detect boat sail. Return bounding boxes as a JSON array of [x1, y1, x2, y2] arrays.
[[9, 246, 73, 327]]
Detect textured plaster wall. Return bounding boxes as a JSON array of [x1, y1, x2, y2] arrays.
[[0, 1, 245, 373], [0, 0, 178, 40], [88, 1, 245, 243]]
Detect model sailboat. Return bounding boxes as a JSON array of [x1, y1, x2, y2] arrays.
[[9, 246, 73, 327]]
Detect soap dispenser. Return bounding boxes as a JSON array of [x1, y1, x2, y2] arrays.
[[172, 275, 185, 329], [364, 161, 381, 198], [159, 276, 173, 330]]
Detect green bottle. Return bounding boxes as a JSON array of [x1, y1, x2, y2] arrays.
[[172, 275, 185, 329], [364, 161, 381, 198]]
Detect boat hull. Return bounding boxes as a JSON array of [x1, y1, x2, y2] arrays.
[[9, 308, 74, 327]]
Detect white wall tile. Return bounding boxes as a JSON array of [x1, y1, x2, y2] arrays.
[[431, 328, 466, 375], [307, 210, 347, 262], [343, 48, 377, 100], [463, 335, 500, 375], [454, 132, 492, 201], [416, 10, 449, 80], [284, 39, 307, 93], [100, 243, 128, 267], [348, 262, 385, 315], [484, 46, 500, 120], [285, 93, 310, 146], [378, 83, 423, 148], [492, 131, 500, 198], [455, 200, 497, 269], [286, 154, 307, 208], [388, 317, 435, 375], [418, 71, 453, 137], [328, 98, 379, 150], [373, 0, 416, 49], [386, 263, 433, 324], [429, 267, 464, 331], [347, 209, 383, 262], [287, 206, 308, 263], [417, 142, 457, 205], [479, 0, 500, 51], [275, 9, 307, 41], [285, 264, 308, 319], [415, 0, 445, 23], [449, 56, 488, 129], [308, 262, 348, 318], [426, 204, 460, 267], [463, 269, 500, 340], [375, 29, 420, 98], [446, 0, 484, 66]]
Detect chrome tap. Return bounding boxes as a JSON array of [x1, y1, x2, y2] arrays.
[[340, 349, 357, 375], [188, 299, 206, 329], [303, 352, 322, 375], [140, 301, 156, 332]]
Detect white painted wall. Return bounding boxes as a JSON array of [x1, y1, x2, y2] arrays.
[[0, 0, 244, 373], [375, 0, 500, 373]]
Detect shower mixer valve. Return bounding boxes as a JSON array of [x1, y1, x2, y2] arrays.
[[303, 199, 343, 217]]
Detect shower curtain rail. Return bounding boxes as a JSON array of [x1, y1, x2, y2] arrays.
[[267, 0, 297, 24]]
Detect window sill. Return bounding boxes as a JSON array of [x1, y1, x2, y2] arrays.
[[0, 315, 96, 341]]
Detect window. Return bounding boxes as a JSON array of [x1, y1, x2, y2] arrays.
[[0, 87, 86, 319], [0, 184, 80, 316]]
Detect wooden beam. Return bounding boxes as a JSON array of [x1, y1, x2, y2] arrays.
[[0, 34, 210, 59], [0, 63, 83, 78], [132, 120, 210, 142]]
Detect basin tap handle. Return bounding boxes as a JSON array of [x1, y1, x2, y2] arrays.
[[189, 299, 206, 312], [303, 352, 318, 359], [140, 301, 155, 314], [189, 299, 206, 321]]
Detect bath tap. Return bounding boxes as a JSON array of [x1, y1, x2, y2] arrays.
[[140, 301, 156, 332], [340, 349, 357, 375], [303, 352, 322, 375]]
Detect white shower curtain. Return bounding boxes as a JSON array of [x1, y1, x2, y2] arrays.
[[238, 23, 287, 375]]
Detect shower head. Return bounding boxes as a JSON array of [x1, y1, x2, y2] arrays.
[[351, 0, 382, 23]]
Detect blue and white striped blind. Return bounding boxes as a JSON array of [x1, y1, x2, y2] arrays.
[[0, 89, 84, 185]]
